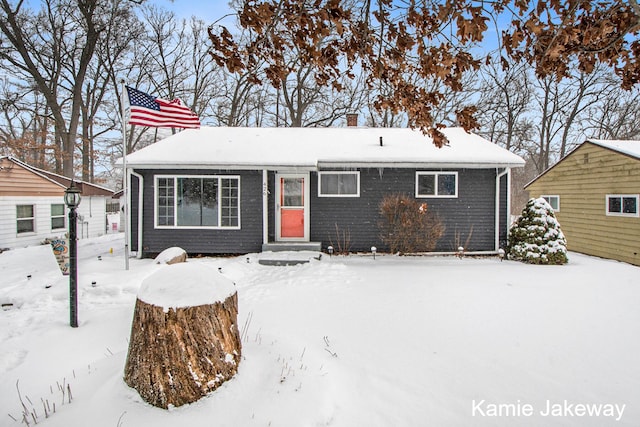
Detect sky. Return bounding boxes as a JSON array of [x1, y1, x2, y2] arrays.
[[157, 0, 236, 26], [157, 0, 505, 55]]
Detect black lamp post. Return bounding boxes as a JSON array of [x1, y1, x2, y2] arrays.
[[64, 180, 81, 328]]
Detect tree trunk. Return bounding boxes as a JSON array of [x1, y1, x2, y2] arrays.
[[124, 286, 241, 409]]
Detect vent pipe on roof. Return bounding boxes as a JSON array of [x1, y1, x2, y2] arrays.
[[379, 136, 383, 147]]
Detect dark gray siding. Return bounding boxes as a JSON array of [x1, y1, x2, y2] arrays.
[[132, 169, 263, 256], [309, 168, 498, 252], [130, 166, 502, 255]]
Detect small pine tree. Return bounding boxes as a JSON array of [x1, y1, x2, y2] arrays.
[[508, 198, 568, 265]]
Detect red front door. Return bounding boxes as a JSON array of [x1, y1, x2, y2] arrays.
[[277, 175, 307, 240]]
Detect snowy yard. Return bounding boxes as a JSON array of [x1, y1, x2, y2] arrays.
[[1, 234, 638, 427]]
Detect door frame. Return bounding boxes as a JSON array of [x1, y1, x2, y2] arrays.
[[275, 172, 310, 241]]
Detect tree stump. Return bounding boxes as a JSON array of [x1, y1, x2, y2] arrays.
[[124, 262, 241, 409]]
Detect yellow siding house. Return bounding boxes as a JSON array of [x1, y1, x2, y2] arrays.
[[525, 140, 640, 266]]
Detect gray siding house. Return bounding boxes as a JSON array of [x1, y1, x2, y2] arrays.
[[123, 126, 524, 256]]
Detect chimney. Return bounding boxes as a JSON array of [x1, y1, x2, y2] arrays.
[[346, 113, 358, 127]]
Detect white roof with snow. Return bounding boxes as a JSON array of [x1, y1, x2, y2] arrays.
[[124, 126, 524, 169], [587, 139, 640, 160]]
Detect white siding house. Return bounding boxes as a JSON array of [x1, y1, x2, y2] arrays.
[[0, 157, 114, 250]]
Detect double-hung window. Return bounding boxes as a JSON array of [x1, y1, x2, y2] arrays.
[[542, 195, 560, 212], [17, 205, 35, 233], [416, 172, 458, 198], [318, 171, 360, 197], [606, 195, 638, 217], [155, 176, 240, 228], [51, 204, 66, 230]]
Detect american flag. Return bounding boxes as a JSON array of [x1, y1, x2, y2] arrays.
[[126, 86, 200, 129]]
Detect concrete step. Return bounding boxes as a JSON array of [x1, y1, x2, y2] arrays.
[[261, 242, 322, 252], [257, 250, 322, 266]]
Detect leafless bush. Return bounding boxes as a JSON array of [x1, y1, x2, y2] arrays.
[[378, 194, 445, 254], [328, 223, 351, 255]]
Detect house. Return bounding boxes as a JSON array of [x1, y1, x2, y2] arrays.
[[0, 156, 115, 249], [525, 139, 640, 266], [123, 126, 524, 257]]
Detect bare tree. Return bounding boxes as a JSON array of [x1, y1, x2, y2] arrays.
[[210, 26, 269, 127], [476, 57, 532, 155], [277, 61, 366, 127], [79, 0, 141, 181], [0, 0, 115, 177], [582, 82, 640, 141], [0, 79, 43, 162], [214, 71, 262, 126], [528, 65, 614, 173], [556, 67, 614, 158]]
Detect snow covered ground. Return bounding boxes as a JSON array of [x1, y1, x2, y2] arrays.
[[1, 234, 638, 426]]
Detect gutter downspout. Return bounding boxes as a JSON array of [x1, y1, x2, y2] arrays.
[[495, 168, 510, 251], [262, 169, 268, 247], [130, 170, 144, 259]]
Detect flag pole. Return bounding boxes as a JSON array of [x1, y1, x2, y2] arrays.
[[120, 79, 130, 270]]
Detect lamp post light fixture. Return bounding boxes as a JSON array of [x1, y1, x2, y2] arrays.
[[371, 246, 377, 260], [64, 180, 81, 328], [327, 245, 334, 257]]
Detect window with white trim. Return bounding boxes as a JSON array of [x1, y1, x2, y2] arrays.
[[318, 171, 360, 197], [606, 195, 638, 217], [542, 195, 560, 212], [155, 176, 240, 228], [51, 204, 66, 230], [415, 172, 458, 198], [17, 205, 35, 233]]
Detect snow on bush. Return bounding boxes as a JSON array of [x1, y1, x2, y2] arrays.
[[508, 198, 568, 265]]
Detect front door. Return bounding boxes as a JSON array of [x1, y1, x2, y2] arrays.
[[276, 173, 309, 241]]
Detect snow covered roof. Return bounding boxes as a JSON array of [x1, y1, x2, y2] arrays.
[[586, 139, 640, 160], [123, 126, 525, 169]]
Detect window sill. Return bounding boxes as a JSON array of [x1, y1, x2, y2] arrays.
[[606, 213, 639, 218]]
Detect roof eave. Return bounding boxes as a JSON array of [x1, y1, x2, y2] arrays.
[[124, 160, 525, 170], [123, 162, 317, 171], [318, 161, 525, 169]]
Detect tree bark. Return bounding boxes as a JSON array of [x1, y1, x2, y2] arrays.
[[124, 292, 241, 409]]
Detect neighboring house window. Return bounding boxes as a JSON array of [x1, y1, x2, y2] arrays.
[[606, 195, 639, 217], [155, 176, 240, 228], [16, 205, 35, 233], [51, 204, 66, 230], [106, 201, 120, 213], [318, 171, 360, 197], [542, 195, 560, 212], [415, 172, 458, 198]]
